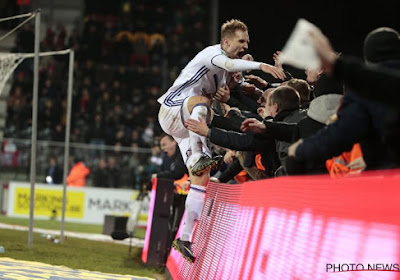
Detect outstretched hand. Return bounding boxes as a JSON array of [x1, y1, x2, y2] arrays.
[[346, 157, 366, 171], [215, 84, 230, 103], [308, 29, 338, 74], [209, 176, 220, 183], [185, 118, 209, 137], [240, 118, 266, 133], [244, 74, 268, 89], [273, 51, 283, 70], [228, 72, 242, 89], [288, 139, 303, 157], [260, 63, 286, 80]]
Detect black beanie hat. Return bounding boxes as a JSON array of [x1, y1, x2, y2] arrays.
[[363, 27, 400, 63], [313, 73, 344, 98]]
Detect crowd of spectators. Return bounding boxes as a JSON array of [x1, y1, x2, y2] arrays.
[[183, 25, 400, 184], [3, 0, 210, 188], [7, 2, 395, 190]]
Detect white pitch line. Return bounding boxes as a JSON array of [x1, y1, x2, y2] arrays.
[[0, 223, 144, 247]]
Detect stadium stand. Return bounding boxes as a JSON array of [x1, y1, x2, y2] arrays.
[[1, 0, 210, 188]]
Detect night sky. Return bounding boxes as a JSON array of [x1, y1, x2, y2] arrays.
[[219, 1, 400, 66]]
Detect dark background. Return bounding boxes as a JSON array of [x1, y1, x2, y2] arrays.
[[82, 0, 400, 67], [219, 1, 400, 66]]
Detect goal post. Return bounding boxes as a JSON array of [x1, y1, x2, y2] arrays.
[[0, 10, 74, 248]]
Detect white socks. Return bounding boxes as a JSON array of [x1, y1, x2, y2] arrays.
[[180, 184, 206, 242], [188, 104, 209, 165], [180, 104, 210, 241]]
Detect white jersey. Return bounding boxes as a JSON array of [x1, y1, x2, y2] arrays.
[[157, 44, 262, 107]]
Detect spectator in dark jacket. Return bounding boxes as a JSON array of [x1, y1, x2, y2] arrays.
[[242, 74, 343, 175], [154, 133, 188, 181], [289, 27, 400, 170], [92, 158, 109, 188], [106, 156, 121, 188], [263, 85, 307, 175], [186, 85, 305, 178], [46, 156, 63, 184], [307, 25, 400, 164], [152, 133, 189, 249]]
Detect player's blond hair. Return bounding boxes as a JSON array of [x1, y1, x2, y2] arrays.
[[221, 19, 248, 40]]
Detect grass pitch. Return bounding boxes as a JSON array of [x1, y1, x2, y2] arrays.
[[0, 216, 166, 279]]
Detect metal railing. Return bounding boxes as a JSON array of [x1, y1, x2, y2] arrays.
[[0, 137, 154, 189]]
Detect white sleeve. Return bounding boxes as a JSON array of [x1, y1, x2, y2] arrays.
[[211, 54, 262, 72]]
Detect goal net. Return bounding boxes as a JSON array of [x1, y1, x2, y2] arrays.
[[0, 52, 26, 95]]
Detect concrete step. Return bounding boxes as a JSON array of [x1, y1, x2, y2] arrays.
[[0, 29, 17, 51], [0, 118, 6, 128], [0, 100, 7, 113], [31, 0, 84, 39], [33, 0, 84, 10], [38, 8, 82, 26], [0, 79, 13, 98]]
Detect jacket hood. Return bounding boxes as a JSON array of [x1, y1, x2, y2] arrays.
[[307, 94, 342, 124]]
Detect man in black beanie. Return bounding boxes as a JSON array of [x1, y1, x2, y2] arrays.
[[289, 27, 400, 170], [363, 27, 400, 64], [362, 27, 400, 162]]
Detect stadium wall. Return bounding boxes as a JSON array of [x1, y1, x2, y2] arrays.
[[167, 169, 400, 280]]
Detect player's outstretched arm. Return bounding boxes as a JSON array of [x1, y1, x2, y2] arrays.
[[212, 55, 285, 81]]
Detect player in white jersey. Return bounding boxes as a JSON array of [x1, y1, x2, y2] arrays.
[[158, 19, 286, 262]]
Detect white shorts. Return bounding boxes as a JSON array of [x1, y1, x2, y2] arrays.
[[158, 99, 211, 164]]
